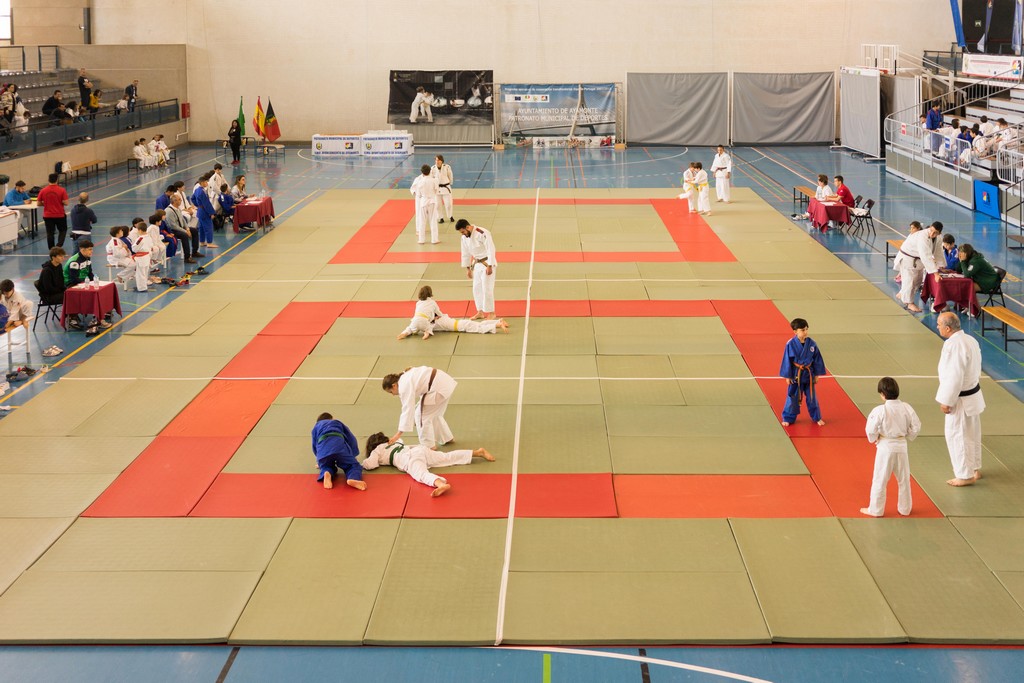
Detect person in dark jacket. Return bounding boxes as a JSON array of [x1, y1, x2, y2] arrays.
[[958, 244, 1000, 294], [69, 192, 98, 253], [34, 247, 67, 305]]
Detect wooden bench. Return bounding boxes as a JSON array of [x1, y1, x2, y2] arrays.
[[793, 186, 815, 209], [1008, 234, 1024, 250], [58, 159, 108, 184], [216, 136, 257, 156], [257, 143, 285, 159], [126, 149, 176, 174], [981, 306, 1024, 351], [886, 239, 904, 261]]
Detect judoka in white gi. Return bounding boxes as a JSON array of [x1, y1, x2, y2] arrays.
[[362, 432, 494, 497], [382, 366, 458, 449], [860, 377, 921, 517], [410, 164, 439, 244], [693, 162, 711, 215], [132, 139, 157, 168], [398, 286, 444, 340], [127, 228, 154, 291], [431, 155, 454, 223], [678, 162, 698, 213], [105, 226, 136, 285], [455, 219, 497, 319], [935, 312, 986, 486], [432, 314, 508, 335], [711, 146, 732, 203], [893, 221, 944, 313], [410, 87, 433, 123]]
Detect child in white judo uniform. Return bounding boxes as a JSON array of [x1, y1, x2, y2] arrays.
[[693, 162, 711, 215], [105, 225, 136, 287], [127, 225, 155, 292], [860, 377, 921, 517], [397, 285, 443, 340], [362, 432, 494, 497]]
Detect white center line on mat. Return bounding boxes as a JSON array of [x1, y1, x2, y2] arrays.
[[494, 186, 541, 646]]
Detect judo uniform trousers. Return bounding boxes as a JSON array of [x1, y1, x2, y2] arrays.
[[402, 298, 443, 337], [397, 366, 458, 448], [133, 145, 156, 168], [363, 440, 473, 489], [192, 186, 217, 245], [432, 314, 502, 334], [711, 152, 732, 202], [694, 169, 711, 214], [460, 225, 497, 314], [106, 237, 135, 283], [431, 163, 454, 221], [865, 399, 921, 516], [311, 418, 362, 483], [893, 229, 943, 307], [779, 336, 826, 423], [936, 331, 986, 480], [679, 169, 697, 212], [129, 232, 154, 291], [410, 93, 432, 123], [410, 174, 439, 243]]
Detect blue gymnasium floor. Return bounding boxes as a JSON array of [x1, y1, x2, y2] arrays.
[[0, 143, 1022, 682]]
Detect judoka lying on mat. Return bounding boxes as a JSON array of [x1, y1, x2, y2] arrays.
[[397, 285, 509, 340], [362, 432, 493, 497]]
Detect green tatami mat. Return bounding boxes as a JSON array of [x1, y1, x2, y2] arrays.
[[0, 379, 131, 436], [585, 280, 652, 300], [510, 518, 745, 572], [842, 518, 1024, 643], [523, 378, 603, 405], [998, 573, 1024, 612], [451, 379, 521, 405], [224, 436, 312, 474], [292, 281, 363, 302], [94, 334, 249, 358], [606, 405, 782, 437], [523, 318, 595, 355], [731, 518, 905, 643], [502, 571, 770, 644], [294, 355, 379, 379], [364, 519, 505, 645], [124, 301, 230, 336], [70, 379, 208, 437], [450, 329, 524, 357], [600, 334, 739, 356], [518, 405, 611, 473], [196, 301, 284, 337], [525, 354, 598, 377], [0, 570, 262, 643], [368, 356, 451, 379], [253, 404, 394, 438], [314, 333, 457, 357], [610, 435, 807, 475], [0, 474, 119, 518], [448, 355, 522, 378], [0, 518, 74, 595], [678, 378, 768, 406], [33, 518, 290, 571], [951, 518, 1024, 571], [0, 436, 149, 474], [64, 355, 229, 379], [669, 354, 754, 377], [231, 519, 399, 645], [600, 378, 684, 405], [910, 437, 1024, 517], [274, 379, 366, 405]]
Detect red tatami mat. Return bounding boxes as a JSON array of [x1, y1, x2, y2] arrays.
[[190, 473, 412, 518], [713, 300, 792, 335], [589, 300, 716, 317], [161, 379, 287, 437], [614, 475, 832, 518], [340, 300, 470, 318], [755, 377, 867, 438], [83, 436, 245, 517], [791, 438, 942, 518], [515, 473, 618, 518], [260, 302, 346, 336], [402, 474, 510, 518], [217, 335, 320, 379]]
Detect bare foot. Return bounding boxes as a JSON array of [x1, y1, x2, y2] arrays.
[[974, 470, 982, 480], [473, 448, 495, 461], [431, 481, 452, 497], [397, 332, 409, 340], [859, 507, 882, 517], [947, 477, 976, 486], [907, 304, 923, 313], [816, 419, 826, 426], [497, 319, 509, 333], [484, 313, 496, 320], [470, 312, 484, 320], [422, 332, 431, 340], [347, 479, 367, 491], [781, 421, 791, 427], [323, 471, 333, 489]]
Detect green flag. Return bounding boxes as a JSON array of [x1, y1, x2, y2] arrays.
[[236, 96, 246, 136]]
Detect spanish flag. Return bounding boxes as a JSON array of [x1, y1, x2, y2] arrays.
[[264, 98, 281, 142], [252, 96, 265, 138]]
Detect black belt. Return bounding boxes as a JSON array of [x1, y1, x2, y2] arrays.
[[959, 384, 981, 397], [439, 183, 450, 188]]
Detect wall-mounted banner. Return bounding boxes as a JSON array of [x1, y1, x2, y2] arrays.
[[961, 53, 1023, 80], [388, 70, 494, 126], [499, 83, 616, 145], [310, 134, 362, 156]]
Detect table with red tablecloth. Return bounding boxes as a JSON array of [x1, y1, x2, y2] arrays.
[[233, 197, 276, 232], [921, 273, 980, 316], [806, 198, 850, 231], [61, 282, 122, 329]]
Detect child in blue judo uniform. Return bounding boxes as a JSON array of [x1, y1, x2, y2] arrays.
[[311, 412, 366, 490], [779, 318, 827, 427]]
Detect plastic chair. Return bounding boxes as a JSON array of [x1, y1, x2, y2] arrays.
[[982, 267, 1007, 307]]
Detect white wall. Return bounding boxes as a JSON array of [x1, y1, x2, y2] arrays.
[[87, 0, 953, 142]]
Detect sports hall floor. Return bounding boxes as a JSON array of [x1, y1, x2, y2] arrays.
[[0, 144, 1023, 682]]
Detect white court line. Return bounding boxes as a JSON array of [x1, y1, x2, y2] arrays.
[[496, 647, 774, 683], [494, 187, 540, 646], [64, 374, 995, 382], [89, 157, 219, 208], [201, 277, 881, 284]]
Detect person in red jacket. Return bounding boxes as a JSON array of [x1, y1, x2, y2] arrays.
[[36, 173, 69, 249], [829, 175, 856, 208]]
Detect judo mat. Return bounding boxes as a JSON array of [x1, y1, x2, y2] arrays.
[[2, 188, 1024, 645]]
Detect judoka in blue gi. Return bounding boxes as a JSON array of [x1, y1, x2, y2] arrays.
[[779, 318, 827, 427], [311, 412, 366, 490]]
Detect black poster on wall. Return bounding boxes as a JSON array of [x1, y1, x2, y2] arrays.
[[388, 70, 494, 126], [963, 0, 1017, 53]]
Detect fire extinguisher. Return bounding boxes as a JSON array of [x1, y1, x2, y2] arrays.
[[181, 102, 191, 119]]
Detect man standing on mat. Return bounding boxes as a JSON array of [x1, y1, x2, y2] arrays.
[[382, 366, 458, 449], [431, 155, 455, 224], [711, 145, 732, 203], [456, 218, 497, 320], [935, 312, 985, 487], [893, 220, 944, 314]]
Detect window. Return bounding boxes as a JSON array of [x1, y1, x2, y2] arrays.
[[0, 0, 11, 41]]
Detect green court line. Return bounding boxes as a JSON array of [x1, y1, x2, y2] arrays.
[[543, 653, 551, 683]]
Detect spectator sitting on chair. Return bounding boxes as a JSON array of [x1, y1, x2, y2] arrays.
[[165, 193, 202, 261], [69, 192, 97, 253], [50, 102, 72, 126], [958, 244, 1000, 294], [1, 279, 34, 336], [133, 138, 157, 168], [3, 180, 32, 233], [41, 90, 62, 117], [146, 213, 169, 264], [218, 183, 235, 219], [35, 247, 67, 306], [827, 176, 855, 208], [148, 134, 169, 166], [231, 175, 248, 201], [62, 240, 111, 331], [941, 233, 960, 271], [156, 185, 175, 212]]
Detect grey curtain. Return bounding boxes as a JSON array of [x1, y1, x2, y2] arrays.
[[839, 70, 881, 157], [732, 72, 835, 144], [626, 73, 728, 146], [891, 75, 922, 124]]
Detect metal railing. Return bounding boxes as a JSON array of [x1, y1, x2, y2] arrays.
[[922, 50, 961, 75], [997, 145, 1024, 185], [0, 98, 180, 157], [0, 45, 25, 72]]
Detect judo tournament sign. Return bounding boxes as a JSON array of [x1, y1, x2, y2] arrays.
[[388, 70, 494, 126], [500, 83, 617, 147]]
